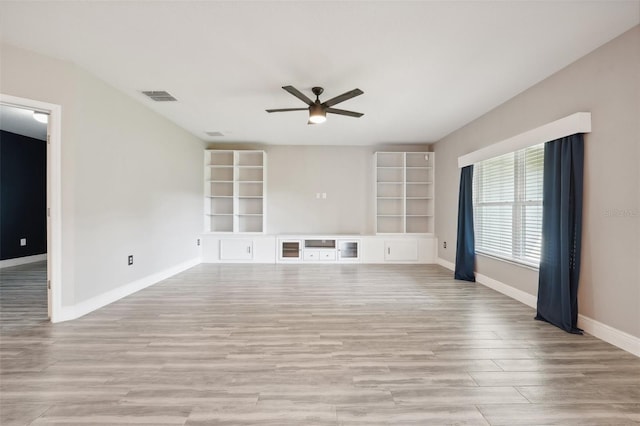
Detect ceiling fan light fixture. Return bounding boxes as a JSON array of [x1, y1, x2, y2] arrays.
[[309, 103, 326, 124], [267, 85, 363, 124]]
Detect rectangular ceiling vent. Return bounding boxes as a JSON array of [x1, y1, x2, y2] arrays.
[[205, 131, 224, 137], [141, 91, 177, 102]]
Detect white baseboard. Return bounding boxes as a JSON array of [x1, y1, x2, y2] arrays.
[[475, 272, 538, 309], [55, 257, 201, 323], [436, 257, 455, 271], [436, 257, 639, 358], [577, 314, 640, 357], [0, 254, 47, 269]]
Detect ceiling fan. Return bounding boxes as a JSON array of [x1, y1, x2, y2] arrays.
[[266, 86, 364, 124]]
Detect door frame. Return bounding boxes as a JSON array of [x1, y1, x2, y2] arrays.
[[1, 94, 62, 322]]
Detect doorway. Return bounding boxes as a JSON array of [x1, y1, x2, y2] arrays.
[[0, 94, 62, 322]]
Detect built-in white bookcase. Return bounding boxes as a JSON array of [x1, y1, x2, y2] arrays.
[[204, 150, 266, 233], [375, 152, 434, 234]]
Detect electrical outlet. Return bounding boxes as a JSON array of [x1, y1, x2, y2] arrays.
[[322, 193, 327, 199], [20, 238, 27, 246], [443, 241, 447, 249], [128, 255, 133, 266], [197, 238, 201, 246]]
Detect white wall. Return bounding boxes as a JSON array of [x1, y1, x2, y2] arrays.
[[434, 26, 640, 339], [267, 145, 372, 234], [1, 44, 204, 309], [206, 143, 431, 235]]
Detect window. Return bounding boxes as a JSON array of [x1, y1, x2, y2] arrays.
[[473, 144, 544, 267]]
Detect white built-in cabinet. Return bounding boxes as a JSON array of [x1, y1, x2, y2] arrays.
[[201, 149, 437, 264], [375, 152, 434, 234], [202, 235, 276, 263], [360, 236, 434, 263], [204, 150, 266, 233], [202, 234, 434, 264], [277, 238, 361, 263]]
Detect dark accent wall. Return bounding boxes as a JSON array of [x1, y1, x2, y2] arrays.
[[0, 130, 47, 260]]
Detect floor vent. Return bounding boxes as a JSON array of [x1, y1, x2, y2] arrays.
[[141, 91, 177, 102]]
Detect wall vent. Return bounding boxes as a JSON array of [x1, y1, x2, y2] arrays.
[[141, 91, 177, 102], [205, 131, 224, 137]]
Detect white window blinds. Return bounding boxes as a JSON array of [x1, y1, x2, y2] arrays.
[[473, 143, 544, 267]]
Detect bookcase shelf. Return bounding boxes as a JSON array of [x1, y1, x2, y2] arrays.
[[204, 150, 266, 233], [374, 152, 434, 234]]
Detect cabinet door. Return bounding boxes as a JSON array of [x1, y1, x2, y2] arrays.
[[280, 240, 302, 261], [220, 239, 253, 260], [384, 240, 418, 261], [338, 240, 360, 260]]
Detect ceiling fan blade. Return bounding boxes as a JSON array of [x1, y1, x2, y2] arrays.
[[282, 86, 314, 106], [265, 108, 309, 113], [326, 107, 364, 118], [322, 88, 364, 107]]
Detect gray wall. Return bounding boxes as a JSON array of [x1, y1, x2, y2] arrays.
[[267, 145, 372, 234], [1, 44, 205, 307], [207, 143, 431, 235], [434, 26, 640, 338], [0, 130, 47, 260]]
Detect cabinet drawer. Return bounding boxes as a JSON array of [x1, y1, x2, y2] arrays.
[[303, 250, 319, 260], [320, 250, 336, 260], [303, 249, 337, 261]]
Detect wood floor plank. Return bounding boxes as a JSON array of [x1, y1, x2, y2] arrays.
[[336, 405, 489, 425], [477, 403, 640, 425], [1, 262, 639, 425]]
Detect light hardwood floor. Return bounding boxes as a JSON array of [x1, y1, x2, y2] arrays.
[[0, 261, 48, 332], [1, 262, 639, 425]]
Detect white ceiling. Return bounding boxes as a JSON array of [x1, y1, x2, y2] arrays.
[[0, 1, 638, 146]]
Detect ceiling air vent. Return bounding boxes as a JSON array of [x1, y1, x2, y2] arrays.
[[205, 131, 224, 137], [141, 91, 177, 102]]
